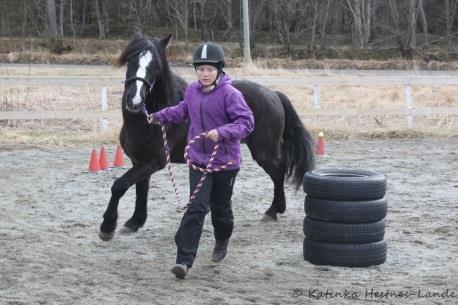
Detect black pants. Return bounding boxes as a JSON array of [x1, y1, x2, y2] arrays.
[[175, 168, 239, 268]]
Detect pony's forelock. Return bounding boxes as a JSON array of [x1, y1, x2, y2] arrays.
[[115, 35, 157, 68]]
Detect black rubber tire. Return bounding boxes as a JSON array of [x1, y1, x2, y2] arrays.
[[303, 217, 385, 243], [303, 169, 386, 201], [304, 196, 388, 223], [303, 239, 387, 267]]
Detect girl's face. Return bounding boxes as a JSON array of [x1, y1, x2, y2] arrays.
[[196, 65, 218, 87]]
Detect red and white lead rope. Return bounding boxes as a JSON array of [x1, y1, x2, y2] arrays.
[[159, 124, 234, 211]]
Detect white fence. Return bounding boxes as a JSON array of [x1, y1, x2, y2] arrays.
[[1, 74, 457, 129]]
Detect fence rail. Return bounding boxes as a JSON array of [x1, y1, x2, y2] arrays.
[[1, 75, 458, 87], [1, 107, 457, 121], [1, 75, 457, 128]]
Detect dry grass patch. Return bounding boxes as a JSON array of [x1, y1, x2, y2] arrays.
[[0, 65, 457, 147]]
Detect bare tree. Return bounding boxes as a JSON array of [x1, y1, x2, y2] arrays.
[[273, 0, 308, 51], [417, 0, 428, 42], [167, 0, 190, 43], [218, 0, 236, 40], [69, 0, 76, 40], [46, 0, 59, 38], [311, 0, 319, 47], [320, 0, 332, 46], [128, 0, 142, 33], [405, 0, 418, 56], [445, 0, 458, 49], [195, 0, 218, 41], [58, 0, 65, 37], [94, 0, 105, 39], [79, 0, 88, 35], [345, 0, 372, 48], [21, 0, 28, 38]]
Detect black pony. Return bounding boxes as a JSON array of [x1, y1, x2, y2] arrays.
[[99, 33, 315, 241]]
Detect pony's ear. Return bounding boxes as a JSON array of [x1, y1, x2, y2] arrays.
[[133, 26, 143, 39], [159, 34, 173, 48]]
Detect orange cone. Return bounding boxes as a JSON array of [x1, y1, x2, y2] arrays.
[[316, 132, 325, 156], [99, 145, 109, 170], [88, 149, 100, 172], [113, 145, 125, 167]]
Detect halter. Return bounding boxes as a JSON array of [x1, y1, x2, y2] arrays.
[[123, 77, 156, 94], [141, 105, 234, 211]]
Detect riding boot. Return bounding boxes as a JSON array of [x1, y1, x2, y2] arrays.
[[212, 238, 229, 262]]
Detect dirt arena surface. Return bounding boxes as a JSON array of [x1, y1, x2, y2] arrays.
[[0, 137, 457, 305]]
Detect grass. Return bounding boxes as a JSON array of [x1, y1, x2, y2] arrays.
[[1, 36, 458, 70]]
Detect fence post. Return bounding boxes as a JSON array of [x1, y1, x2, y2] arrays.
[[405, 84, 414, 128], [314, 84, 321, 125], [100, 86, 108, 130]]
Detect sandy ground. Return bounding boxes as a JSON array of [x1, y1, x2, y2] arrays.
[[0, 138, 457, 305]]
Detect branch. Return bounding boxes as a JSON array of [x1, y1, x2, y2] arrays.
[[345, 0, 356, 17]]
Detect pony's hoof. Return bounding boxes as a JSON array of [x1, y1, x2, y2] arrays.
[[120, 225, 137, 234], [98, 230, 115, 241], [261, 213, 277, 222]]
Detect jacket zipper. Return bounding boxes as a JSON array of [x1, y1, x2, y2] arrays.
[[199, 94, 207, 154]]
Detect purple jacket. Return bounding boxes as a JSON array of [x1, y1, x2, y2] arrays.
[[154, 73, 254, 170]]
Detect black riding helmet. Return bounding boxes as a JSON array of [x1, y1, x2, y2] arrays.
[[192, 42, 225, 81]]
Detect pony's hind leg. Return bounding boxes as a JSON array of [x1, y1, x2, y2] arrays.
[[121, 177, 150, 233], [261, 159, 286, 221], [248, 145, 286, 221]]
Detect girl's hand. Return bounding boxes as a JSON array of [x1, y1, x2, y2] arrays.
[[206, 129, 219, 142], [147, 114, 159, 125]]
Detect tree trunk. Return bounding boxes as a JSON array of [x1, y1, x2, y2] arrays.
[[69, 0, 76, 41], [168, 0, 189, 44], [311, 0, 318, 47], [193, 1, 197, 31], [362, 0, 371, 43], [79, 0, 87, 35], [102, 0, 109, 36], [320, 0, 332, 46], [445, 0, 458, 49], [220, 0, 234, 40], [46, 0, 59, 38], [346, 0, 364, 48], [22, 0, 28, 39], [94, 0, 105, 39], [417, 0, 427, 42], [129, 0, 141, 33], [405, 0, 417, 56], [58, 0, 65, 37]]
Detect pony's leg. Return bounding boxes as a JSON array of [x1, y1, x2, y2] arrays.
[[260, 158, 286, 221], [121, 176, 150, 233], [99, 162, 160, 241], [248, 144, 286, 221]]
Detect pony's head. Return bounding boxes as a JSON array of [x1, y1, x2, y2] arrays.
[[116, 33, 172, 113]]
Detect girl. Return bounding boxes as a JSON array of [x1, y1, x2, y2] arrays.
[[149, 42, 254, 279]]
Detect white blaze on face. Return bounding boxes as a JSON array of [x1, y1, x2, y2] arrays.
[[132, 50, 153, 106]]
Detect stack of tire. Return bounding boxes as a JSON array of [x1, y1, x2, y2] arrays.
[[303, 169, 388, 267]]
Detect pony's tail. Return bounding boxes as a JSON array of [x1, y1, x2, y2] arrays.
[[276, 91, 315, 190]]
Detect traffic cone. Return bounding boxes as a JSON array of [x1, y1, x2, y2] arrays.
[[88, 149, 100, 172], [99, 145, 109, 170], [113, 145, 125, 167], [316, 132, 325, 156]]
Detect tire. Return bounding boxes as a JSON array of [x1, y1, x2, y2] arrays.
[[303, 239, 387, 267], [304, 196, 388, 223], [303, 169, 386, 201], [303, 217, 385, 243]]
